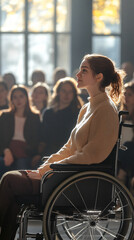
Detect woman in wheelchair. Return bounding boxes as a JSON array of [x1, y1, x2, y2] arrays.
[[0, 54, 124, 239]]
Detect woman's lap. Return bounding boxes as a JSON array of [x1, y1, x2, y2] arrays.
[[1, 170, 40, 195]]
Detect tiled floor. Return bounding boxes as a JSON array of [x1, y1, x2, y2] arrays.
[[15, 221, 132, 240], [15, 221, 43, 240]]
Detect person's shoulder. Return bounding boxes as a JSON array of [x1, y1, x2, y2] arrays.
[[0, 109, 12, 118], [28, 111, 40, 120], [42, 107, 55, 122], [44, 107, 53, 113], [43, 107, 54, 116], [106, 97, 118, 115], [98, 95, 118, 113], [96, 99, 119, 124]]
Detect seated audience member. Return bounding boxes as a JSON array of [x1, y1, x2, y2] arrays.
[[0, 81, 9, 110], [0, 54, 124, 240], [31, 70, 46, 86], [52, 67, 67, 86], [117, 81, 134, 188], [120, 81, 134, 144], [31, 82, 51, 121], [121, 61, 134, 84], [0, 85, 40, 178], [32, 77, 83, 168], [3, 72, 16, 90]]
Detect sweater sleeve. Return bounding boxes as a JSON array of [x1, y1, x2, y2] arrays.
[[57, 106, 119, 165], [38, 105, 87, 176]]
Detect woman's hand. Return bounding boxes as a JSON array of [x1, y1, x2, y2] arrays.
[[26, 170, 42, 180], [4, 148, 14, 166], [37, 163, 52, 177], [27, 163, 52, 180]]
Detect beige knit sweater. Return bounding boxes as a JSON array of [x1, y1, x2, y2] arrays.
[[39, 92, 119, 176]]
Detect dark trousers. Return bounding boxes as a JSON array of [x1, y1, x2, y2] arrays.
[[0, 170, 40, 240]]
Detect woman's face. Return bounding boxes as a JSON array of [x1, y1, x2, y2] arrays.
[[76, 59, 97, 90], [32, 87, 47, 105], [124, 88, 134, 112], [11, 90, 27, 110], [59, 83, 74, 106]]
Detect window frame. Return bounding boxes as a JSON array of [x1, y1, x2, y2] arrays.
[[0, 0, 71, 85]]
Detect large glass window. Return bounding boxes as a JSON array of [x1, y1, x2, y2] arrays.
[[28, 0, 54, 32], [28, 34, 54, 85], [0, 0, 71, 85], [1, 1, 25, 32], [92, 0, 121, 67], [1, 34, 24, 83]]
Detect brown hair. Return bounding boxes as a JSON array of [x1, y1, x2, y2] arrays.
[[53, 67, 67, 85], [83, 54, 125, 104], [50, 77, 83, 111], [31, 70, 46, 85], [0, 81, 8, 91]]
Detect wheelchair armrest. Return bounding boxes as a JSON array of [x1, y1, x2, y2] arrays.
[[50, 163, 87, 171], [50, 163, 113, 172]]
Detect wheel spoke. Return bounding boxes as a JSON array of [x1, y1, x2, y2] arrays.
[[96, 223, 128, 239], [73, 224, 89, 240], [61, 191, 82, 214], [75, 183, 88, 211], [94, 179, 100, 210]]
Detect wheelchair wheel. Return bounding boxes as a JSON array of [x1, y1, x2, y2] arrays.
[[43, 171, 134, 240]]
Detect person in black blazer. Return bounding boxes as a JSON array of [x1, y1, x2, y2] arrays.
[[0, 85, 40, 178]]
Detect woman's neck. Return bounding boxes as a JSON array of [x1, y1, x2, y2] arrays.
[[87, 87, 105, 98], [15, 109, 25, 117], [59, 102, 70, 110]]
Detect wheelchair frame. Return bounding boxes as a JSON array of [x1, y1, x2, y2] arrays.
[[18, 111, 134, 240]]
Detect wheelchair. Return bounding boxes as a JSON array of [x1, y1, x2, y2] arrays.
[[17, 111, 134, 240]]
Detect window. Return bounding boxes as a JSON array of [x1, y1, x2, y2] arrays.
[[0, 0, 71, 85], [92, 0, 121, 67]]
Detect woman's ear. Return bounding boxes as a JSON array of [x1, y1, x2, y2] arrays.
[[96, 73, 103, 82]]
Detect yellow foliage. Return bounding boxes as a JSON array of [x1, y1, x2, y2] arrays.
[[93, 0, 120, 34]]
